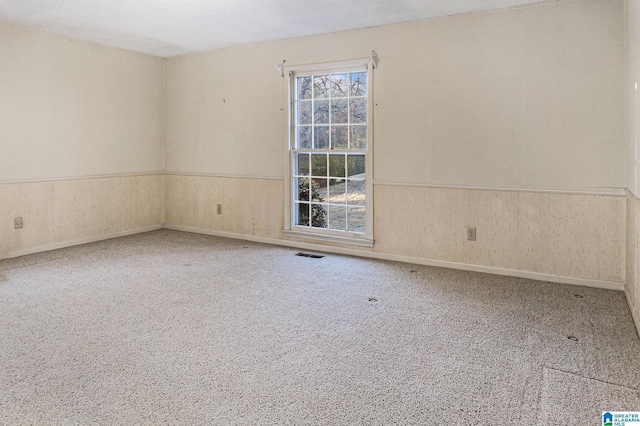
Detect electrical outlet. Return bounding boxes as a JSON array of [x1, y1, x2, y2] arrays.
[[217, 204, 222, 215], [14, 217, 23, 229], [466, 226, 476, 241]]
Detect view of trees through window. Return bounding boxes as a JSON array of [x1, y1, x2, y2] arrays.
[[292, 70, 368, 234]]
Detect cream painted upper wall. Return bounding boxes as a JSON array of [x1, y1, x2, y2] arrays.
[[0, 21, 164, 181], [165, 0, 625, 190], [165, 46, 287, 178], [628, 0, 640, 197]]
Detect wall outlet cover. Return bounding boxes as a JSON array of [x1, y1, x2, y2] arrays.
[[467, 226, 476, 241]]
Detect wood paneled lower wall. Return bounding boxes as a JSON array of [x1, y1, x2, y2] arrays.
[[374, 185, 626, 285], [0, 174, 164, 259], [627, 193, 640, 334], [163, 174, 626, 290], [164, 174, 284, 240]]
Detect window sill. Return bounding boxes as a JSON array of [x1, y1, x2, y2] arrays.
[[283, 230, 374, 248]]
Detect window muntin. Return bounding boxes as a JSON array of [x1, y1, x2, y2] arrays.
[[291, 69, 369, 236]]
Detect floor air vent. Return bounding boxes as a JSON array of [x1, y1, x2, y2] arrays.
[[295, 252, 325, 259]]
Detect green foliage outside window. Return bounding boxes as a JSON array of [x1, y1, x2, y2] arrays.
[[298, 178, 326, 228]]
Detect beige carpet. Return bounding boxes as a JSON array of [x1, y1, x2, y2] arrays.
[[0, 230, 639, 425]]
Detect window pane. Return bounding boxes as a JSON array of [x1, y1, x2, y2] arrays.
[[350, 72, 367, 97], [331, 126, 348, 150], [350, 125, 367, 150], [298, 101, 311, 125], [349, 98, 367, 124], [314, 126, 329, 149], [298, 76, 312, 100], [296, 202, 310, 226], [328, 154, 346, 178], [314, 100, 329, 124], [347, 154, 365, 177], [313, 75, 329, 99], [291, 67, 369, 237], [310, 204, 327, 228], [331, 99, 348, 124], [298, 126, 311, 149], [330, 73, 349, 98], [347, 179, 365, 206], [328, 179, 347, 204], [311, 154, 327, 177], [347, 206, 366, 233], [312, 178, 327, 201], [297, 177, 310, 201], [296, 153, 309, 176], [328, 205, 347, 231]]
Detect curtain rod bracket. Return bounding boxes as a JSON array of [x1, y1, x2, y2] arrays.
[[276, 59, 286, 77], [370, 50, 378, 69]]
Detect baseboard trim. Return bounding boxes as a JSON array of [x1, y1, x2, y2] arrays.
[[625, 288, 640, 337], [163, 225, 625, 292], [3, 225, 163, 260]]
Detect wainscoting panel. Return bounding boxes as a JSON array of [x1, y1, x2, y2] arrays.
[[0, 174, 164, 259], [164, 174, 284, 240], [627, 193, 640, 333], [374, 185, 626, 284]]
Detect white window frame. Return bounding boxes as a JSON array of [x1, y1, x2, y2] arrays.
[[283, 58, 374, 247]]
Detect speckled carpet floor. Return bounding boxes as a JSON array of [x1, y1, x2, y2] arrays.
[[1, 230, 639, 425]]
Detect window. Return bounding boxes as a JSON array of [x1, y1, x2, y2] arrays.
[[285, 60, 373, 246]]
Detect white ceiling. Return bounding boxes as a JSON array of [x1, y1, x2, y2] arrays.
[[0, 0, 553, 57]]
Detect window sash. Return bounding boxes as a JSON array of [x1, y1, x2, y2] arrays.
[[285, 60, 374, 242]]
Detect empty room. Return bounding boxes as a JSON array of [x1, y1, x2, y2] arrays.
[[1, 0, 640, 424]]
